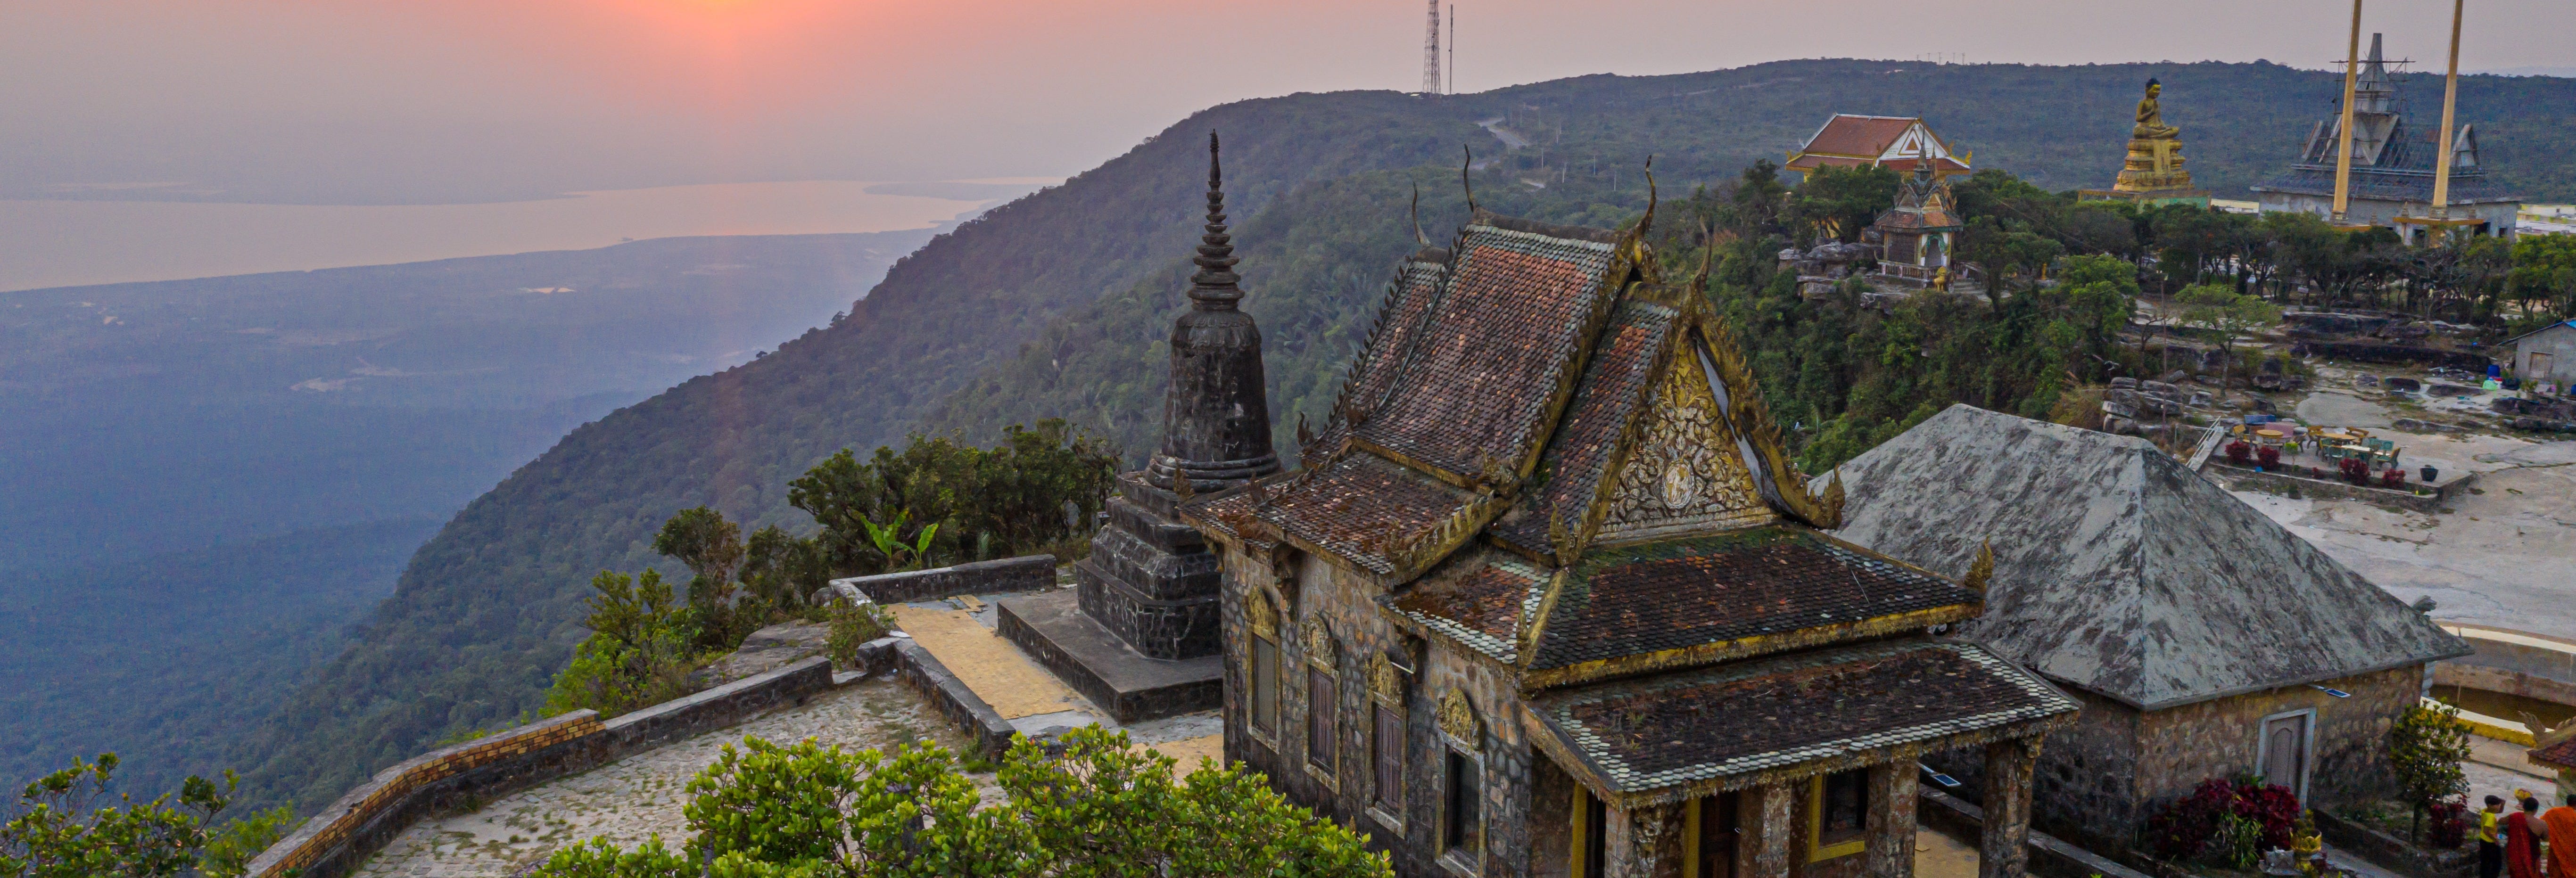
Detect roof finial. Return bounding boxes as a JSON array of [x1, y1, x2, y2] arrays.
[[1460, 145, 1478, 213], [1411, 181, 1431, 246], [1637, 155, 1657, 237], [1189, 130, 1243, 310]]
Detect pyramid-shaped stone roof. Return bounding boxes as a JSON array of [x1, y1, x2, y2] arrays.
[[1831, 404, 2470, 710]]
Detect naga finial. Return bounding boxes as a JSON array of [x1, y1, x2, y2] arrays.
[[1961, 539, 1996, 594], [1411, 180, 1431, 246], [1460, 145, 1478, 213]]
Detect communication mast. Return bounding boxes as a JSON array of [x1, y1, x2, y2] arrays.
[[1422, 0, 1442, 95]]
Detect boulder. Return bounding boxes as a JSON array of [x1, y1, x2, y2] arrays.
[[2355, 374, 2382, 389], [2384, 377, 2423, 393], [2141, 380, 2181, 397], [2110, 376, 2139, 390], [2102, 400, 2138, 419], [2427, 383, 2477, 397], [2103, 416, 2138, 435], [2159, 370, 2191, 385]]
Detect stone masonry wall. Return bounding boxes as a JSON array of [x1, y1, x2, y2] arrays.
[[1219, 545, 1535, 878], [829, 555, 1055, 605], [244, 657, 837, 878], [1932, 666, 2417, 854], [2134, 665, 2419, 812]]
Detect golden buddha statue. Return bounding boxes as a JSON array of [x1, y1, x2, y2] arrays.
[[2113, 77, 2194, 193], [2133, 79, 2181, 139]]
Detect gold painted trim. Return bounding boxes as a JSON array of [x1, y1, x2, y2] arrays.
[[1684, 796, 1703, 878], [1305, 617, 1337, 671], [1520, 708, 2073, 812], [1519, 604, 1980, 691], [1437, 689, 1482, 751]]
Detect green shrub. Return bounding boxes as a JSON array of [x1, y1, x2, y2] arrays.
[[825, 603, 896, 669], [541, 569, 699, 718]]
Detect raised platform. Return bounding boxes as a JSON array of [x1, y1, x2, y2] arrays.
[[997, 589, 1223, 723]]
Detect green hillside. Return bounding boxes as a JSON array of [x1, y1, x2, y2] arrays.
[[231, 59, 2576, 812]]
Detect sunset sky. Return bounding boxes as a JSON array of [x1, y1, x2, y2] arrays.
[[5, 0, 2570, 204]]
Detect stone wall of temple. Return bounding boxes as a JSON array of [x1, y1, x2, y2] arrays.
[[2132, 665, 2418, 812], [1929, 665, 2416, 854], [1218, 545, 1537, 878]]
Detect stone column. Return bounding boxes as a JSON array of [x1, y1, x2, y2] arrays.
[[1866, 760, 1920, 878], [1979, 739, 2042, 878], [1737, 783, 1797, 878], [1605, 802, 1687, 878]]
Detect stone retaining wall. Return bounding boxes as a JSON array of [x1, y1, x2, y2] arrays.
[[827, 555, 1056, 605], [2203, 460, 2467, 514], [244, 656, 838, 878]]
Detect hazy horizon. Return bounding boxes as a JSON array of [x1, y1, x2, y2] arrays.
[[8, 1, 2570, 209]]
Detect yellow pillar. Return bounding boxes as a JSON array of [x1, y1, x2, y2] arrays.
[[2331, 0, 2363, 225], [2429, 0, 2464, 241]]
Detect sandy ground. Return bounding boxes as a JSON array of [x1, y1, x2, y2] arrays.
[[2244, 389, 2576, 639]]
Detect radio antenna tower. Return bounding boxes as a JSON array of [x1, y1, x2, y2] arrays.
[[1421, 0, 1442, 95]]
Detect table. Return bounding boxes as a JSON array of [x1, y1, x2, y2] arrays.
[[2318, 430, 2358, 443]]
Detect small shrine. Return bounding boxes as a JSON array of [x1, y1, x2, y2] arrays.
[[1862, 161, 1967, 289], [2080, 78, 2211, 206]]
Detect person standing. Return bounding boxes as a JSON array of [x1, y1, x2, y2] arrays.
[[2546, 794, 2576, 878], [2510, 797, 2546, 878], [2485, 796, 2509, 878]]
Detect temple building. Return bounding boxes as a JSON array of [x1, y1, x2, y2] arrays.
[[1783, 114, 1970, 181], [2078, 79, 2210, 207], [1832, 406, 2469, 854], [1862, 161, 1967, 289], [1178, 183, 2077, 877], [2252, 34, 2522, 240]]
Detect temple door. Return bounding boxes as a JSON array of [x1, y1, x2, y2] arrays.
[[1695, 792, 1740, 878], [2262, 714, 2309, 801]]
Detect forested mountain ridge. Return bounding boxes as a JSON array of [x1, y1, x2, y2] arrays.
[[232, 59, 2576, 812]]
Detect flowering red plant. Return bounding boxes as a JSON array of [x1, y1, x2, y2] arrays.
[[2146, 778, 2302, 861], [2340, 457, 2370, 485], [2380, 468, 2406, 488], [2257, 447, 2281, 468], [2226, 441, 2254, 464]]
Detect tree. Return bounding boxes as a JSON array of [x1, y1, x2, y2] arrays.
[[742, 525, 832, 611], [532, 729, 1389, 878], [2175, 283, 2280, 393], [655, 507, 757, 651], [1, 753, 291, 878], [542, 569, 697, 718], [788, 421, 1118, 577], [1783, 165, 1899, 245], [2390, 703, 2472, 842], [2510, 233, 2576, 321]]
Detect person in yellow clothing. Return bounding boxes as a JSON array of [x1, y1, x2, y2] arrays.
[[2486, 796, 2510, 878], [2546, 794, 2576, 878]]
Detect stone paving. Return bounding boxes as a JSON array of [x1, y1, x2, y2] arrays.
[[353, 678, 982, 878]]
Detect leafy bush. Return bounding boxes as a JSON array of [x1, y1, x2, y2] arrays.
[[533, 728, 1388, 878], [2145, 778, 2300, 862], [789, 420, 1119, 578], [1, 753, 291, 878], [824, 603, 896, 670]]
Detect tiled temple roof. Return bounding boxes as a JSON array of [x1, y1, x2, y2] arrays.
[[1525, 526, 1980, 674], [1528, 638, 2076, 805], [1312, 249, 1450, 454], [1250, 452, 1484, 576], [1486, 298, 1679, 555], [1348, 213, 1621, 481], [1382, 547, 1550, 663]]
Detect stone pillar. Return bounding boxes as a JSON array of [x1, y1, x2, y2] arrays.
[[1979, 739, 2042, 878], [1604, 802, 1687, 878], [1867, 760, 1920, 878], [1738, 783, 1797, 878]]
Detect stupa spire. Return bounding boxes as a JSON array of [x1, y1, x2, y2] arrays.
[[1148, 130, 1280, 493], [1190, 132, 1243, 307]]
